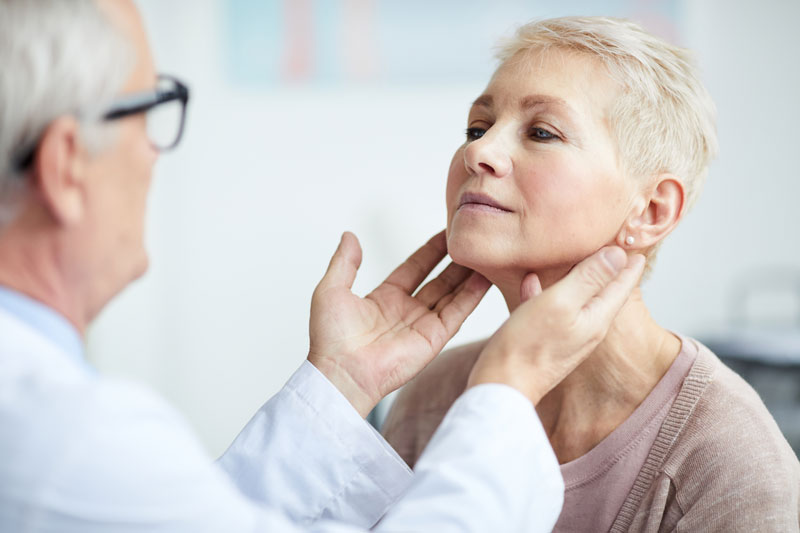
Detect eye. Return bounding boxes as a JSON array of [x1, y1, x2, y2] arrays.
[[465, 127, 486, 141], [530, 127, 558, 141]]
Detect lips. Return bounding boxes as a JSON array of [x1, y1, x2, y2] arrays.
[[458, 192, 512, 212]]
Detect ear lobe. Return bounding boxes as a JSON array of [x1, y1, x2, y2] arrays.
[[33, 116, 88, 226], [618, 174, 685, 249]]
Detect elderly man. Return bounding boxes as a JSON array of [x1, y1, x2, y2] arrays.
[[0, 0, 645, 531]]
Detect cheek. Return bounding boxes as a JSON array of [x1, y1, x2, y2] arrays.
[[518, 155, 582, 202], [519, 155, 621, 215], [123, 137, 157, 203], [445, 147, 467, 217], [132, 134, 157, 179], [111, 135, 155, 237], [516, 157, 629, 251], [121, 115, 157, 164]]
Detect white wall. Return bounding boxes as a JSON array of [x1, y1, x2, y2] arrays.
[[648, 0, 800, 336], [87, 0, 800, 456]]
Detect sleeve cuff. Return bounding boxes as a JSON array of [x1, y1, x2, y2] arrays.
[[218, 361, 412, 528], [378, 383, 564, 532]]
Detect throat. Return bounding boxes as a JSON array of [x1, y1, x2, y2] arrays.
[[533, 297, 682, 464]]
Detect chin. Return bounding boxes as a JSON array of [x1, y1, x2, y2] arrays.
[[447, 224, 575, 288], [446, 227, 504, 276], [129, 252, 150, 282]]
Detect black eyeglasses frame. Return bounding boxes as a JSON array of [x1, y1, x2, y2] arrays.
[[12, 73, 190, 173]]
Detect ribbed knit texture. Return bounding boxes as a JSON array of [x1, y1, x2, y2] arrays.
[[610, 342, 799, 532], [384, 338, 800, 532]]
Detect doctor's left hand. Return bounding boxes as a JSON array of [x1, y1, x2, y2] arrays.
[[307, 231, 491, 418]]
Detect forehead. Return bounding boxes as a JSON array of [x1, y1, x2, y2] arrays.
[[96, 0, 156, 91], [479, 48, 620, 122]]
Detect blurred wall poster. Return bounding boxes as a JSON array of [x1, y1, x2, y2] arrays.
[[224, 0, 681, 86]]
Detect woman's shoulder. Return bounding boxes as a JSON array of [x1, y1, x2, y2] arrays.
[[669, 340, 797, 463], [658, 339, 800, 520], [688, 341, 794, 451]]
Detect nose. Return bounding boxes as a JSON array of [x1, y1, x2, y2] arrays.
[[463, 129, 512, 178]]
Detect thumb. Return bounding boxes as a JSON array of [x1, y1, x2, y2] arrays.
[[519, 272, 542, 303], [553, 246, 628, 307], [318, 232, 363, 291]]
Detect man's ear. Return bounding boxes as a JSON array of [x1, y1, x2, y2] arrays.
[[33, 116, 88, 226], [616, 174, 685, 250]]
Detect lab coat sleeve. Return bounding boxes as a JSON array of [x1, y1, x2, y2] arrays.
[[8, 361, 562, 532], [376, 383, 564, 532], [216, 361, 564, 532], [216, 361, 414, 528]]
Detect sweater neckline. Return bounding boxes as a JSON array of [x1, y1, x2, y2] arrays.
[[609, 338, 717, 532], [559, 334, 697, 487]]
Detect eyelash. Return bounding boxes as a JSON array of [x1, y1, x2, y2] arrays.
[[530, 127, 558, 141], [464, 126, 560, 142], [465, 127, 485, 141]]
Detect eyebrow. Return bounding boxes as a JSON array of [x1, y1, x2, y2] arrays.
[[471, 95, 493, 109], [520, 94, 568, 110], [471, 93, 571, 113]]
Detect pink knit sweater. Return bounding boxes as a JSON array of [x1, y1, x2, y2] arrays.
[[383, 338, 800, 532]]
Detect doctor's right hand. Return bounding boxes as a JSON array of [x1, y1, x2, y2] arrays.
[[307, 231, 491, 418], [468, 247, 646, 405]]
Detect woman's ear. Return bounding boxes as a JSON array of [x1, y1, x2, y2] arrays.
[[33, 116, 88, 226], [617, 174, 685, 250]]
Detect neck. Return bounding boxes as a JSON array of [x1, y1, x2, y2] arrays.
[[0, 210, 89, 335], [495, 271, 681, 464], [491, 264, 574, 310]]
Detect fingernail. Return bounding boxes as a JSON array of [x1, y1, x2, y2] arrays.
[[601, 247, 627, 273]]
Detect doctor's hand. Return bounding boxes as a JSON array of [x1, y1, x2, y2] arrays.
[[469, 247, 646, 405], [308, 231, 491, 418]]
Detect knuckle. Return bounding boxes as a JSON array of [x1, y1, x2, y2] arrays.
[[549, 296, 572, 318], [406, 256, 424, 274], [586, 321, 610, 346], [443, 264, 468, 285], [583, 264, 611, 288], [587, 329, 603, 346], [423, 278, 444, 294]]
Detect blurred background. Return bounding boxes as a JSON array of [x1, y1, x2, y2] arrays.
[[87, 0, 800, 457]]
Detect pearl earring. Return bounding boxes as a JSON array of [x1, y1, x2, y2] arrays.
[[625, 236, 635, 246]]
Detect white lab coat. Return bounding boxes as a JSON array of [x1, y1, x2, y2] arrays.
[[0, 300, 564, 532]]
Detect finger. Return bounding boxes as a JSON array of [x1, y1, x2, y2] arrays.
[[430, 278, 462, 314], [582, 253, 645, 325], [317, 232, 362, 291], [414, 262, 473, 309], [551, 246, 628, 308], [396, 275, 466, 332], [382, 231, 448, 294], [429, 267, 485, 314], [410, 272, 490, 355], [435, 272, 492, 339], [519, 273, 542, 303]]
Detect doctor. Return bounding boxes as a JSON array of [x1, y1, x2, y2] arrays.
[[0, 0, 645, 531]]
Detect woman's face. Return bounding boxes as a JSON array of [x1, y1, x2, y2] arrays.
[[446, 48, 639, 286]]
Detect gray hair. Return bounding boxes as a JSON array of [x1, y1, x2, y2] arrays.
[[497, 17, 718, 213], [0, 0, 135, 224]]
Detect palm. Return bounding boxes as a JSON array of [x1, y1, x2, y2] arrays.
[[315, 284, 447, 390], [308, 232, 490, 417]]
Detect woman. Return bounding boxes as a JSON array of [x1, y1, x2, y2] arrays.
[[382, 16, 800, 532]]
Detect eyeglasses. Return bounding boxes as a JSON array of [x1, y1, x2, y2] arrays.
[[106, 74, 190, 151], [13, 74, 190, 172]]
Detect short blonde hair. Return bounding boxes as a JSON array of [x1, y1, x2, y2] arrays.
[[497, 16, 718, 212]]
